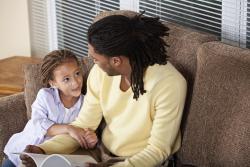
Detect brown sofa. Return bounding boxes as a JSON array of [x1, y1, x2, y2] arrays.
[[0, 10, 249, 167]]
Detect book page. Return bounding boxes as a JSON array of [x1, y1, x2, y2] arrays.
[[58, 154, 97, 167], [14, 152, 97, 167], [40, 154, 71, 167], [13, 152, 48, 167]]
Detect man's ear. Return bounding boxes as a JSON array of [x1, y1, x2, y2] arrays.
[[111, 56, 122, 66]]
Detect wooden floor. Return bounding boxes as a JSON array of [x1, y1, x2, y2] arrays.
[[0, 56, 41, 97]]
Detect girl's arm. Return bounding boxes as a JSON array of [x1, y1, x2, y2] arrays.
[[31, 89, 97, 149], [47, 124, 98, 149]]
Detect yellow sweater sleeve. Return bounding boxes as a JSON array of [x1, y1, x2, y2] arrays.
[[39, 65, 103, 154], [113, 73, 187, 167]]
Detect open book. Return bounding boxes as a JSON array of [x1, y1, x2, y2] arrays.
[[15, 152, 97, 167]]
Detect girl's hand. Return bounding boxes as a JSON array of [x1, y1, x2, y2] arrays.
[[67, 125, 89, 149], [84, 128, 98, 149], [20, 145, 45, 167]]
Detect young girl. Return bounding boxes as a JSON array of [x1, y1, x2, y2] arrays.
[[2, 49, 98, 167]]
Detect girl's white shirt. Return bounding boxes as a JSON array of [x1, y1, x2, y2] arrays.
[[4, 87, 83, 166]]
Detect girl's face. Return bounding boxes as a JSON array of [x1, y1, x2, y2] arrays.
[[49, 59, 83, 99]]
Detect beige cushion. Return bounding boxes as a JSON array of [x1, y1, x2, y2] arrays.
[[166, 25, 217, 132], [179, 41, 250, 167], [23, 57, 94, 119], [0, 92, 27, 164], [93, 10, 138, 22], [23, 63, 43, 119]]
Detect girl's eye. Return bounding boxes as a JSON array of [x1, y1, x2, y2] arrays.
[[63, 77, 70, 82], [75, 71, 81, 76]]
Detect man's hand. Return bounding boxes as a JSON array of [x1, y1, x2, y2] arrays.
[[84, 128, 98, 149], [20, 145, 45, 167], [67, 125, 90, 149], [67, 126, 98, 149]]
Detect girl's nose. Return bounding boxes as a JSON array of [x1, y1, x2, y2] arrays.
[[71, 78, 79, 88]]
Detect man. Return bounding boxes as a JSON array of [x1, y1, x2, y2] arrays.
[[21, 13, 186, 167]]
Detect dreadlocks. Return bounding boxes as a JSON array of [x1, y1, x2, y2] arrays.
[[41, 49, 81, 87], [88, 13, 169, 100]]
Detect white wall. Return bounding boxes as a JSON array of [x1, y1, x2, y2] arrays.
[[0, 0, 31, 59]]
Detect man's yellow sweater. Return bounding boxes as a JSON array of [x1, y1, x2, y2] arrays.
[[39, 63, 187, 167]]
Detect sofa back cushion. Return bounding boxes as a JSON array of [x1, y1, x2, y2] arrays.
[[178, 41, 250, 167], [165, 23, 217, 131], [23, 57, 94, 119], [23, 63, 43, 119]]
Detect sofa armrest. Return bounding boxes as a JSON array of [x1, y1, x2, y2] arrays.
[[0, 92, 28, 164]]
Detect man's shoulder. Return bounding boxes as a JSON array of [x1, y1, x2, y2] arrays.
[[146, 62, 185, 81], [144, 63, 186, 90]]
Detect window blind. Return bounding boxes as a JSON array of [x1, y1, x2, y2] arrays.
[[29, 0, 250, 57], [28, 0, 51, 57], [221, 0, 247, 47], [247, 1, 250, 48], [139, 0, 250, 49], [139, 0, 222, 36], [55, 0, 120, 58]]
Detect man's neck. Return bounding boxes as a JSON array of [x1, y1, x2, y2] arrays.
[[120, 75, 131, 92], [116, 56, 131, 91]]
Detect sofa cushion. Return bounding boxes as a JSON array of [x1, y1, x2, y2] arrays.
[[179, 41, 250, 167], [94, 10, 138, 22], [23, 57, 94, 119], [165, 24, 217, 132], [23, 63, 43, 119], [81, 56, 94, 95], [0, 92, 27, 164]]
